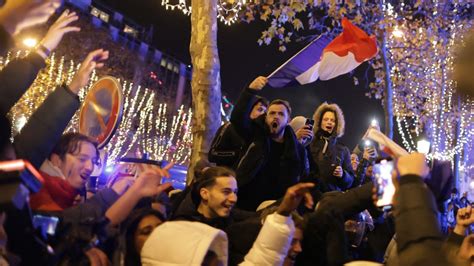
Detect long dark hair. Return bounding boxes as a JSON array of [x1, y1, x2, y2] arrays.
[[124, 208, 166, 266]]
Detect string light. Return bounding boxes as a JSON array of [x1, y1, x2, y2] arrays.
[[160, 0, 245, 25], [384, 2, 473, 166], [2, 51, 194, 167]]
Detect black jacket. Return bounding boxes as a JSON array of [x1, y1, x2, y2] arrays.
[[208, 93, 264, 169], [309, 131, 354, 192], [395, 175, 448, 266], [0, 52, 46, 115], [170, 187, 256, 230], [0, 26, 14, 57], [14, 86, 80, 169], [299, 183, 376, 266], [231, 88, 307, 211], [208, 122, 246, 168]]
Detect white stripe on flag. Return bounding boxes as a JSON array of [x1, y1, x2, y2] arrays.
[[364, 128, 408, 158], [319, 52, 362, 81], [295, 62, 321, 85]]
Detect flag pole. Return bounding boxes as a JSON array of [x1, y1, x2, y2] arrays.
[[266, 35, 325, 79]]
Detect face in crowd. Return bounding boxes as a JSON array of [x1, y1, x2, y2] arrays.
[[284, 227, 303, 266], [199, 176, 238, 219], [51, 140, 98, 189], [249, 101, 267, 120], [266, 103, 290, 137], [134, 214, 164, 254], [351, 153, 360, 171], [321, 111, 337, 134]]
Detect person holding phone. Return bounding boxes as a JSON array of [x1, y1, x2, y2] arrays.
[[308, 102, 354, 192]]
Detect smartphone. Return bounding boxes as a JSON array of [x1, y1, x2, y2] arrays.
[[373, 160, 395, 206], [32, 214, 59, 236], [305, 118, 314, 130]]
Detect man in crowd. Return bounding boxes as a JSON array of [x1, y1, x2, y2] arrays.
[[172, 166, 253, 230], [209, 94, 268, 169], [230, 76, 307, 211]]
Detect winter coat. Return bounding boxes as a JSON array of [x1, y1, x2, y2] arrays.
[[14, 86, 80, 169], [209, 94, 265, 169], [141, 213, 294, 266], [394, 175, 449, 266], [208, 122, 246, 168], [231, 88, 307, 211], [0, 52, 46, 116], [298, 183, 376, 266], [309, 102, 354, 192], [0, 26, 14, 57], [141, 221, 229, 266], [170, 186, 257, 230], [0, 43, 80, 169]]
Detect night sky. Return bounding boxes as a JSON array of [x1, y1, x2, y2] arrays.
[[98, 0, 385, 149]]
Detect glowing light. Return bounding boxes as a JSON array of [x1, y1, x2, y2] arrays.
[[4, 51, 194, 168], [22, 38, 38, 48], [417, 139, 431, 154], [105, 165, 114, 173], [392, 27, 404, 38], [371, 119, 378, 127], [365, 140, 372, 147]]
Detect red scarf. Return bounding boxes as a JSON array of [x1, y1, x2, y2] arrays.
[[29, 171, 79, 211]]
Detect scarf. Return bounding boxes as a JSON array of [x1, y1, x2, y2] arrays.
[[29, 171, 79, 211]]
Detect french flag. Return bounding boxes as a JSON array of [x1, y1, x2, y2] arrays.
[[267, 18, 378, 88]]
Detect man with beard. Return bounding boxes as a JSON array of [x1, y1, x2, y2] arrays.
[[230, 76, 307, 211]]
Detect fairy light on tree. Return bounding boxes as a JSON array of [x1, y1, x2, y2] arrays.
[[2, 51, 194, 166]]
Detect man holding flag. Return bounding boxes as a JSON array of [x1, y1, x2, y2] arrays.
[[230, 77, 308, 211]]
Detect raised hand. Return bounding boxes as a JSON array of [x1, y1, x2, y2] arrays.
[[39, 10, 80, 53], [277, 182, 314, 216], [69, 49, 109, 94], [363, 147, 377, 161], [295, 125, 313, 144], [0, 0, 61, 35], [249, 76, 268, 90], [454, 205, 474, 236], [133, 163, 175, 198], [396, 153, 429, 178]]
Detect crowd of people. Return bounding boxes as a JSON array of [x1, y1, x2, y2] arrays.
[[0, 1, 473, 266]]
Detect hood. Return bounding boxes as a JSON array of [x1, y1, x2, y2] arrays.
[[312, 102, 345, 138], [141, 221, 228, 266]]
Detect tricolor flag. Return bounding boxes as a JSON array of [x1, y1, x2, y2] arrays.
[[267, 18, 378, 88], [363, 128, 408, 158]]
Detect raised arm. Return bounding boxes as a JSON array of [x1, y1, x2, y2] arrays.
[[230, 76, 267, 141]]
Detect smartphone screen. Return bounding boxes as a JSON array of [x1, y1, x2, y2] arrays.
[[373, 160, 395, 206], [32, 214, 59, 236]]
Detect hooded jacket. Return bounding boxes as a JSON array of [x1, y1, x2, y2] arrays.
[[309, 102, 354, 192], [209, 95, 266, 169], [231, 88, 308, 211], [141, 213, 294, 266], [141, 221, 229, 266]]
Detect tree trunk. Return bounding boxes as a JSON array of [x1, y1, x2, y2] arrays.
[[380, 32, 394, 139], [187, 0, 221, 183]]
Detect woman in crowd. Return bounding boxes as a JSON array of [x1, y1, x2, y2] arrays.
[[309, 102, 355, 192], [123, 208, 166, 266]]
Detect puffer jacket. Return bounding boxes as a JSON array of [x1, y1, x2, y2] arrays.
[[141, 213, 294, 266]]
